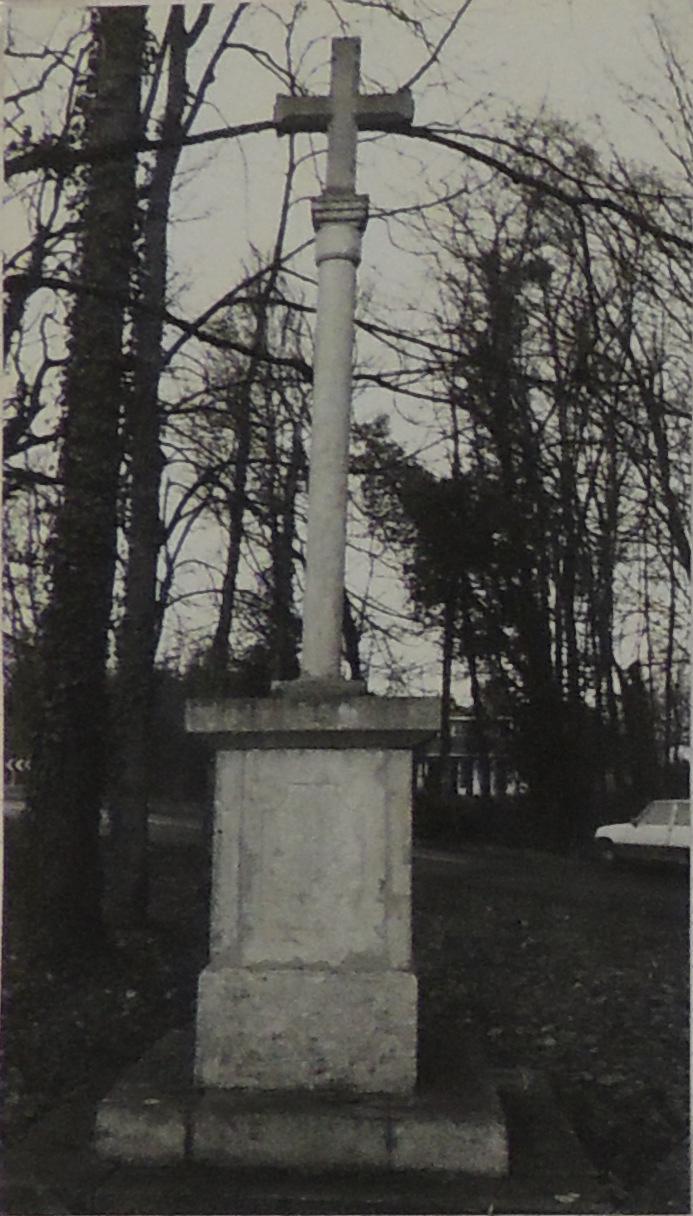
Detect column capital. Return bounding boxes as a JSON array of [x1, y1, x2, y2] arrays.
[[311, 191, 369, 233]]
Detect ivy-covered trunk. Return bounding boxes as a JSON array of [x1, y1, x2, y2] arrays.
[[24, 7, 145, 963], [109, 9, 189, 926]]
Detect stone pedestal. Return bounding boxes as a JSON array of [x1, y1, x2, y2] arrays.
[[95, 688, 509, 1176], [187, 690, 438, 1096]]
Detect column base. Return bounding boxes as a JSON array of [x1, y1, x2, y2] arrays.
[[271, 674, 368, 701]]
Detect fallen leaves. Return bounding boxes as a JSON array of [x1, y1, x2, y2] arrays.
[[3, 837, 208, 1144], [415, 851, 689, 1192]]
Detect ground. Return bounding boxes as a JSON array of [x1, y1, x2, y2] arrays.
[[2, 808, 689, 1212], [414, 844, 689, 1205]]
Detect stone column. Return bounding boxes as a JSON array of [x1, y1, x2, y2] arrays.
[[300, 194, 369, 681]]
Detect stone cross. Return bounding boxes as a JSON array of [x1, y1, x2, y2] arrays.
[[275, 39, 413, 683]]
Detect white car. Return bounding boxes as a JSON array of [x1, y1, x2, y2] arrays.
[[595, 799, 690, 865]]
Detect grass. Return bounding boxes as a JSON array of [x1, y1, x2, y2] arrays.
[[414, 844, 689, 1199], [2, 819, 689, 1210]]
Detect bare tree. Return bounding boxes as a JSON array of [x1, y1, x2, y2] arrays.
[[109, 4, 248, 925]]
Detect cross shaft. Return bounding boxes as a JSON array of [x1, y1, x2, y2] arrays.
[[273, 38, 413, 684]]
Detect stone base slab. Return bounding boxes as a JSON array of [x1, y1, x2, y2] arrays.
[[195, 966, 417, 1093], [94, 1028, 509, 1177], [192, 1088, 508, 1174]]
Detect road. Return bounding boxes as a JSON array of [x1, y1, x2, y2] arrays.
[[5, 784, 687, 922], [414, 842, 689, 921]]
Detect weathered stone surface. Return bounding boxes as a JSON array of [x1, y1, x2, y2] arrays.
[[186, 694, 439, 749], [272, 674, 367, 700], [207, 748, 412, 969], [95, 1094, 186, 1163], [391, 1112, 508, 1174], [192, 1086, 508, 1174], [193, 725, 421, 1095], [195, 967, 417, 1092], [194, 1094, 388, 1168], [93, 1024, 510, 1177]]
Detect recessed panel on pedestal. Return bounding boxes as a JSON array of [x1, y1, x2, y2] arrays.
[[209, 747, 412, 970]]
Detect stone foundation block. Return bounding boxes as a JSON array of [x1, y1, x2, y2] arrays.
[[391, 1111, 508, 1173], [95, 1093, 186, 1163], [191, 1090, 508, 1175], [194, 1094, 388, 1169], [195, 965, 418, 1093], [93, 1025, 510, 1177]]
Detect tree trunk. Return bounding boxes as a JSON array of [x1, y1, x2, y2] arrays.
[[109, 9, 193, 925], [268, 420, 303, 682], [436, 590, 457, 801], [663, 541, 677, 763], [209, 148, 296, 672], [110, 4, 247, 922], [620, 661, 660, 801], [24, 7, 144, 963], [209, 406, 254, 671], [458, 582, 491, 791], [342, 591, 363, 682]]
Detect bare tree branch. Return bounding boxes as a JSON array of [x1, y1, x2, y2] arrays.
[[4, 119, 276, 178], [402, 2, 475, 91], [405, 125, 693, 253]]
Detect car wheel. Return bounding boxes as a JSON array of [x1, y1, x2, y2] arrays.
[[596, 838, 617, 865]]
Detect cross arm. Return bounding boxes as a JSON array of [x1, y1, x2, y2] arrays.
[[355, 92, 414, 132], [274, 96, 330, 135], [274, 90, 414, 136]]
